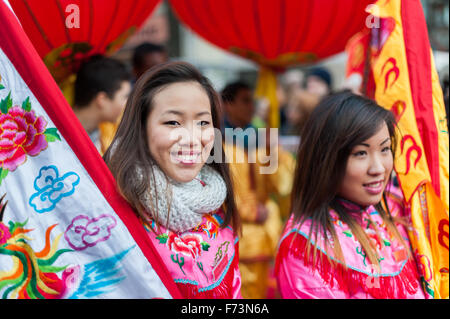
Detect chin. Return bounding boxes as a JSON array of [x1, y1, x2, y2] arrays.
[[357, 195, 384, 207], [170, 165, 203, 183]]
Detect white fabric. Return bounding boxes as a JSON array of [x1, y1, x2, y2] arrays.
[[0, 47, 171, 299], [141, 164, 227, 233]]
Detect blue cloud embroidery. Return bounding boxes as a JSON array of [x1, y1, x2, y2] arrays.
[[29, 165, 80, 213]]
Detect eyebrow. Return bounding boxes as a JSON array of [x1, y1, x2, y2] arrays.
[[357, 137, 391, 147], [162, 110, 211, 116]]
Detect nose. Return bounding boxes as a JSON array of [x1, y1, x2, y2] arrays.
[[171, 123, 202, 149], [367, 154, 386, 176]]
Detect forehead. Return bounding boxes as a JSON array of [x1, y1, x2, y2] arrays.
[[359, 122, 391, 145], [151, 81, 211, 116]]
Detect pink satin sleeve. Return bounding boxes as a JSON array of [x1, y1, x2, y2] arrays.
[[277, 252, 365, 299]]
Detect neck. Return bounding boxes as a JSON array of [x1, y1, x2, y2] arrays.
[[334, 196, 368, 213], [74, 105, 101, 134]]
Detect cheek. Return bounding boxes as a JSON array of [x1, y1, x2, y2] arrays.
[[341, 159, 367, 188], [384, 154, 394, 174], [201, 128, 215, 150], [147, 126, 176, 159]]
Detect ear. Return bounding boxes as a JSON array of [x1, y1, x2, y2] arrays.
[[93, 92, 111, 111]]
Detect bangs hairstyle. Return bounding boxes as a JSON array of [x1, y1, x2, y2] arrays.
[[103, 61, 240, 233], [291, 90, 408, 268]]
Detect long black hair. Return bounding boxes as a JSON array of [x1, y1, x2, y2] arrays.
[[291, 90, 407, 267], [104, 61, 240, 233]]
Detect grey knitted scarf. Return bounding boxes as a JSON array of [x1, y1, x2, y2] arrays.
[[140, 164, 227, 233]]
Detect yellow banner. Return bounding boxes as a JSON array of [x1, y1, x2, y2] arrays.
[[368, 0, 449, 298]]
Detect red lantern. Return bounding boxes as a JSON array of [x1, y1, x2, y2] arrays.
[[170, 0, 374, 67], [10, 0, 161, 84], [169, 0, 375, 127]]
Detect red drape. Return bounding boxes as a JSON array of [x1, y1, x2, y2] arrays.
[[10, 0, 161, 84], [169, 0, 375, 127], [169, 0, 375, 69]]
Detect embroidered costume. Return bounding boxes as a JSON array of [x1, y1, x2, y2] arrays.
[[144, 211, 242, 298], [275, 187, 426, 299], [139, 165, 241, 299]]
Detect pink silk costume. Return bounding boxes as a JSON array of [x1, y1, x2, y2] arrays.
[[275, 186, 426, 299], [144, 210, 242, 299]]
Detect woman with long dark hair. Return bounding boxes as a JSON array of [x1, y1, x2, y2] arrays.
[[275, 91, 425, 299], [104, 61, 241, 298]]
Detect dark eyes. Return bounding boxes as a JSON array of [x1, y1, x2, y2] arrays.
[[163, 121, 180, 126], [163, 121, 210, 126], [352, 147, 391, 157], [199, 120, 211, 126], [353, 150, 367, 157]]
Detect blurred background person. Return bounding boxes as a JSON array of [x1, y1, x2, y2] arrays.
[[73, 55, 131, 154], [280, 66, 333, 136], [221, 81, 258, 152], [278, 69, 304, 135], [97, 42, 169, 153], [132, 42, 169, 81], [304, 66, 333, 97], [221, 81, 285, 299]]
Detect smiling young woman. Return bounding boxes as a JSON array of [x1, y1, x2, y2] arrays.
[[103, 61, 241, 299], [275, 91, 426, 299]]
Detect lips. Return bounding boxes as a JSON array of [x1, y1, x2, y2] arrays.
[[363, 180, 385, 195], [171, 151, 202, 164]]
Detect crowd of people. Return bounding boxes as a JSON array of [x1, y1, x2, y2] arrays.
[[68, 42, 444, 299]]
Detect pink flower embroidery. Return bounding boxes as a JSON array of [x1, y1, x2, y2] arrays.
[[0, 106, 48, 171], [167, 233, 203, 259], [0, 222, 11, 246]]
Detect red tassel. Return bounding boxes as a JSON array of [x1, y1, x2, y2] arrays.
[[275, 233, 421, 299]]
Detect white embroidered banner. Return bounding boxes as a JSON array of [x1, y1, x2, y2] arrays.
[[0, 1, 178, 299]]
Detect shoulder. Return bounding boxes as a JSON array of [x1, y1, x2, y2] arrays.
[[278, 214, 331, 259]]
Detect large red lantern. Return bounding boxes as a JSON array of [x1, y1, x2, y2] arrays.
[[10, 0, 161, 85], [169, 0, 375, 127]]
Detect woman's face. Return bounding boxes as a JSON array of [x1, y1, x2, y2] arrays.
[[146, 81, 215, 183], [338, 122, 393, 207]]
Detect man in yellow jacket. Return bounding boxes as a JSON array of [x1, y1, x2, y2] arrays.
[[221, 82, 295, 299]]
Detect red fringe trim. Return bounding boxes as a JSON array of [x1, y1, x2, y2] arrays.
[[176, 243, 240, 299], [275, 233, 421, 299]]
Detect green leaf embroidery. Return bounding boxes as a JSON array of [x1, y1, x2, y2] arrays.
[[38, 264, 68, 274], [0, 91, 12, 114], [44, 127, 61, 142], [156, 233, 168, 244], [201, 242, 211, 251], [343, 230, 353, 237], [0, 84, 4, 90], [171, 253, 186, 275], [8, 218, 29, 235], [0, 168, 8, 186], [22, 97, 31, 112]]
